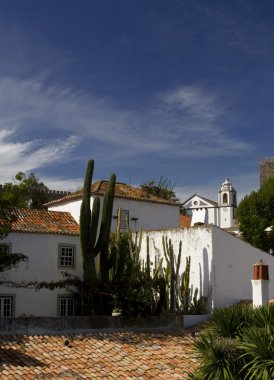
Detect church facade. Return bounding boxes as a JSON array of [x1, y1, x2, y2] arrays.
[[182, 178, 237, 229]]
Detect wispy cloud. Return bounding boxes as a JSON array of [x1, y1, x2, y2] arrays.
[[162, 85, 224, 121], [0, 128, 80, 182], [0, 75, 255, 184]]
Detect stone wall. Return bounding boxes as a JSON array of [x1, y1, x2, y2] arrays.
[[0, 315, 184, 334], [259, 158, 274, 187]]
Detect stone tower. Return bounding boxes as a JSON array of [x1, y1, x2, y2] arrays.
[[260, 158, 274, 187], [218, 178, 237, 228]]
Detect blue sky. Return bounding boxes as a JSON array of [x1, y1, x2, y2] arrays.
[[0, 0, 274, 202]]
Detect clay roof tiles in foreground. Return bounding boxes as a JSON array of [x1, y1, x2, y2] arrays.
[[0, 328, 200, 379], [46, 180, 180, 207], [5, 208, 79, 236]]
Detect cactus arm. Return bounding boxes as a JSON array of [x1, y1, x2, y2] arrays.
[[146, 236, 150, 278], [80, 159, 96, 282], [98, 174, 116, 281], [95, 174, 116, 253], [89, 196, 100, 253], [175, 241, 182, 280]]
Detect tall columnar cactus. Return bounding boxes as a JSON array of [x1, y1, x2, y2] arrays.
[[162, 236, 182, 313], [146, 236, 151, 279], [98, 174, 116, 281], [80, 159, 116, 285], [179, 256, 191, 313]]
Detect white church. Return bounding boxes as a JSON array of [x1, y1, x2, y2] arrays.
[[182, 178, 238, 230]]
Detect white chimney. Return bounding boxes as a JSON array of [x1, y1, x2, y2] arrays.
[[251, 260, 269, 307]]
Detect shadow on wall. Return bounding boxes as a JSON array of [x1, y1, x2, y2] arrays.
[[197, 247, 213, 310]]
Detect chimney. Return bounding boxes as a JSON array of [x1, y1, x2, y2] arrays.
[[251, 260, 269, 307]]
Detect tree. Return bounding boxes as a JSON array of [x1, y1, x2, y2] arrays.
[[1, 172, 49, 209], [0, 201, 27, 275], [237, 177, 274, 252]]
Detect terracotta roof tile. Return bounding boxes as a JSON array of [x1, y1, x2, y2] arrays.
[[180, 215, 192, 228], [4, 208, 79, 236], [46, 180, 180, 207], [0, 328, 200, 379]]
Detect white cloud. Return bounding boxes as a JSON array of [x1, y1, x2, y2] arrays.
[[162, 85, 224, 121], [0, 130, 80, 182], [41, 176, 83, 192], [0, 75, 255, 183]]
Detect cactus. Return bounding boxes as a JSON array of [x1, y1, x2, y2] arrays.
[[179, 256, 191, 313], [162, 236, 182, 313], [80, 159, 116, 285], [146, 236, 151, 279]]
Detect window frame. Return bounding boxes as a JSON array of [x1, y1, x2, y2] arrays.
[[58, 244, 76, 269], [58, 296, 76, 317], [222, 193, 228, 204], [120, 209, 129, 230], [0, 295, 15, 317]]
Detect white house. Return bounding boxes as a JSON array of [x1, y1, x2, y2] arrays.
[[0, 209, 81, 317], [47, 180, 180, 232], [141, 224, 274, 309], [182, 178, 237, 229], [2, 207, 274, 317]]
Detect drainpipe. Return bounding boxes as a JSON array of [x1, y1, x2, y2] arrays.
[[251, 260, 269, 307]]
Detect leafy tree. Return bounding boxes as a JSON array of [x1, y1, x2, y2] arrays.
[[237, 176, 274, 252], [0, 200, 28, 275], [1, 172, 49, 209]]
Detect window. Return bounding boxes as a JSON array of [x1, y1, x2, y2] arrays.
[[0, 296, 13, 317], [120, 209, 129, 230], [223, 193, 228, 204], [0, 244, 10, 254], [59, 297, 75, 316], [58, 244, 75, 268]]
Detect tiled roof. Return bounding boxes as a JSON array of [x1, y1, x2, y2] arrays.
[[180, 214, 192, 228], [46, 180, 180, 207], [0, 328, 200, 379], [4, 208, 79, 236]]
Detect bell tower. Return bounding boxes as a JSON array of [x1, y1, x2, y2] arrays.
[[218, 178, 237, 228]]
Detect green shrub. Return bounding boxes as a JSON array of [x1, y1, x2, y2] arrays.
[[239, 326, 274, 380], [204, 305, 253, 339], [190, 305, 274, 380], [191, 334, 242, 380]]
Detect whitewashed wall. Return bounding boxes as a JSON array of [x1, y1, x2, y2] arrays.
[[212, 227, 274, 307], [0, 233, 81, 317], [49, 197, 180, 232], [141, 226, 214, 307], [140, 225, 274, 310], [49, 199, 84, 224]]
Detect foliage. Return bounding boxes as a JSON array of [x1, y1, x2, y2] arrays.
[[0, 200, 28, 275], [237, 176, 274, 252], [114, 232, 165, 316], [203, 305, 253, 339], [187, 288, 208, 315], [190, 305, 274, 380], [141, 177, 178, 201], [239, 326, 274, 380], [1, 172, 49, 209], [191, 335, 242, 380], [0, 251, 28, 275]]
